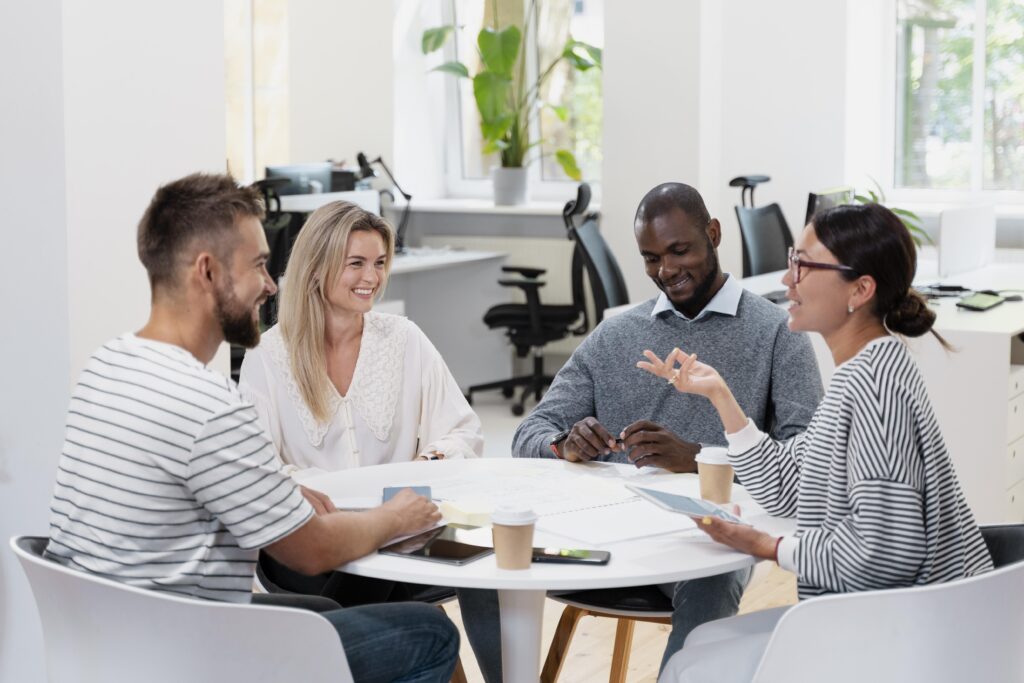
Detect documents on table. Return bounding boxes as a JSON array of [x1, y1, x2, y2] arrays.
[[424, 465, 707, 545]]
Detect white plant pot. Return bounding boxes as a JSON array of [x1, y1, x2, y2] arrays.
[[492, 166, 529, 206]]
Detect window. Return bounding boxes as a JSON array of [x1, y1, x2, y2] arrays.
[[224, 0, 290, 183], [895, 0, 1024, 193], [444, 0, 603, 196]]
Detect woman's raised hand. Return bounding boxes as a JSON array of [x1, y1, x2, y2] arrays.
[[637, 348, 726, 399]]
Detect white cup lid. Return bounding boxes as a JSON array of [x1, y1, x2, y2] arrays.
[[491, 505, 537, 526], [696, 446, 730, 465]]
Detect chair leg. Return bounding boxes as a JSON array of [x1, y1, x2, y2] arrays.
[[608, 618, 636, 683], [541, 605, 587, 683], [436, 604, 468, 683]]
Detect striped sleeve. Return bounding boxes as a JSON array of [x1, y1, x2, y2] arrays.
[[793, 371, 927, 592], [186, 403, 313, 550], [726, 418, 804, 518]]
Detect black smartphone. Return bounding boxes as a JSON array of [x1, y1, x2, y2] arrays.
[[531, 547, 611, 565], [956, 292, 1005, 311]]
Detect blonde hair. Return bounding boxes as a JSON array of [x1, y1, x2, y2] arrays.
[[278, 201, 395, 422]]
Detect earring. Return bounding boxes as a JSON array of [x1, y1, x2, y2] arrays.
[[847, 304, 855, 314]]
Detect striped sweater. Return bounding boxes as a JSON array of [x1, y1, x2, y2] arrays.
[[45, 334, 313, 602], [726, 336, 992, 599]]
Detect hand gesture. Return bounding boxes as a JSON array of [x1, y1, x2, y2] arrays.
[[620, 420, 699, 473], [561, 417, 622, 462], [637, 348, 726, 399], [381, 488, 442, 537], [691, 507, 778, 560]]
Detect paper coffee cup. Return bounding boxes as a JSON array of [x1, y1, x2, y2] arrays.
[[491, 506, 537, 570], [696, 447, 733, 504]]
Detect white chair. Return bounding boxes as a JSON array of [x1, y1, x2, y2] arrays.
[[10, 536, 353, 683], [748, 557, 1024, 682]]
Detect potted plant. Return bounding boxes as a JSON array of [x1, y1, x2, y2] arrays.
[[422, 1, 601, 204], [852, 179, 931, 247]]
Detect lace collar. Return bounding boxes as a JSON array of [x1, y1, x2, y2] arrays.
[[261, 312, 409, 446]]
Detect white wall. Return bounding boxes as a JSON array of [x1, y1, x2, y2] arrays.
[[63, 1, 227, 380], [0, 4, 69, 680], [601, 0, 705, 300], [289, 0, 394, 166], [0, 3, 225, 680], [713, 0, 848, 267], [600, 0, 848, 297]]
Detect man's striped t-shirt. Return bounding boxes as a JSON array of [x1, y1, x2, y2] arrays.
[[45, 334, 313, 602]]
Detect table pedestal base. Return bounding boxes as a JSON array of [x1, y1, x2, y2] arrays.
[[498, 588, 546, 683]]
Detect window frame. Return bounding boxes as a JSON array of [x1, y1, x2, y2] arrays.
[[883, 0, 1024, 208], [440, 0, 601, 202]]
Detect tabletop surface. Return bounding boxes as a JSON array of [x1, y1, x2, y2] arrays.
[[301, 459, 794, 591], [390, 247, 506, 276]]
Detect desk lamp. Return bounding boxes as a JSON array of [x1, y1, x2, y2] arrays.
[[357, 152, 411, 253]]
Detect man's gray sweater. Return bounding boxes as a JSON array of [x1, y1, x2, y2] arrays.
[[512, 291, 823, 461]]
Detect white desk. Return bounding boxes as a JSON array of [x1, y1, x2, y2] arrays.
[[382, 248, 509, 391], [303, 458, 792, 683]]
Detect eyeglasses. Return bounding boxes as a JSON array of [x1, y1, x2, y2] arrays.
[[787, 247, 859, 284]]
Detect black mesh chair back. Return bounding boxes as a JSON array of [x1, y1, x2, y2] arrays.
[[734, 203, 794, 277], [980, 524, 1024, 567], [570, 215, 629, 320]]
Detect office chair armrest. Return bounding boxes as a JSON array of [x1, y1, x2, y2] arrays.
[[498, 279, 546, 290], [502, 266, 546, 279]]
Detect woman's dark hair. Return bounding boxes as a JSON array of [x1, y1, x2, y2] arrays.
[[812, 203, 947, 345]]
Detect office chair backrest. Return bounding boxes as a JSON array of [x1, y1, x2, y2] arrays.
[[749, 557, 1024, 682], [734, 203, 794, 277], [10, 536, 352, 683], [571, 213, 630, 320]]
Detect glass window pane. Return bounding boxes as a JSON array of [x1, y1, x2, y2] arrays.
[[453, 0, 507, 179], [452, 0, 602, 183], [984, 0, 1024, 190], [895, 0, 976, 189], [536, 0, 603, 182]]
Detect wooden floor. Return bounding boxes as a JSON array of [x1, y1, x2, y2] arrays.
[[445, 561, 798, 682]]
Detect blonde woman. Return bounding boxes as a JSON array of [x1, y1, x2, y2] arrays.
[[239, 201, 501, 681], [239, 201, 482, 473]]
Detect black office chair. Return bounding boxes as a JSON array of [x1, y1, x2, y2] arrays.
[[729, 175, 795, 291], [466, 184, 629, 416], [980, 523, 1024, 567], [734, 203, 794, 277]]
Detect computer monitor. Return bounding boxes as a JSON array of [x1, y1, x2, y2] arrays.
[[264, 162, 333, 195], [805, 187, 855, 226]]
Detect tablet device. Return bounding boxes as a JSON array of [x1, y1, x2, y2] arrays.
[[382, 486, 431, 503], [627, 485, 745, 524], [379, 525, 493, 566], [532, 547, 611, 565]]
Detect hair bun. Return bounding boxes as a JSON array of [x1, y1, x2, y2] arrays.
[[885, 290, 935, 337]]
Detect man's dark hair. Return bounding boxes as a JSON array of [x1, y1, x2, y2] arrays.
[[634, 182, 711, 228], [137, 173, 265, 289]]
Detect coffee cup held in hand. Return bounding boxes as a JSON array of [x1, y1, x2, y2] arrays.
[[696, 447, 733, 504], [491, 505, 537, 570]]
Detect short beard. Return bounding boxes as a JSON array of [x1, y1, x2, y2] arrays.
[[672, 236, 721, 312], [215, 280, 261, 348]]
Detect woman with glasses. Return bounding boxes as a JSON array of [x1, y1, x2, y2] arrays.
[[642, 203, 992, 682]]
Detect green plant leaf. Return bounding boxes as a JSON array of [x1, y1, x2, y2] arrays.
[[555, 150, 582, 181], [543, 102, 569, 121], [422, 26, 455, 55], [478, 25, 521, 77], [431, 61, 469, 78], [889, 207, 921, 221], [853, 194, 873, 205], [480, 114, 515, 142], [563, 39, 601, 71], [473, 72, 513, 129]]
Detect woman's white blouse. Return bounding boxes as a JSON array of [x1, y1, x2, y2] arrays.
[[238, 312, 483, 471]]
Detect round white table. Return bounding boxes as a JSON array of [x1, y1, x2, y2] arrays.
[[301, 458, 794, 683]]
